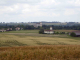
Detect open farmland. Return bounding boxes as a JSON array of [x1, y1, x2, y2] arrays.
[[0, 32, 80, 47], [0, 30, 39, 33], [0, 30, 80, 60], [54, 30, 79, 32], [0, 30, 78, 33], [0, 45, 80, 60]]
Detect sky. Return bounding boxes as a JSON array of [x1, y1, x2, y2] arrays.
[[0, 0, 80, 22]]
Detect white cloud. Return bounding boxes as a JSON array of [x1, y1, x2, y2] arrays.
[[19, 2, 60, 17], [0, 0, 6, 4], [0, 0, 80, 22], [68, 0, 80, 6], [40, 0, 61, 7], [75, 0, 80, 6], [64, 9, 77, 15], [0, 4, 19, 14]]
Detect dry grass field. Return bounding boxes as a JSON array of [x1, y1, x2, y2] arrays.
[[0, 45, 80, 60], [0, 33, 80, 47], [0, 30, 80, 60]]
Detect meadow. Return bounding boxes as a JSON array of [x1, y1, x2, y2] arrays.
[[1, 30, 39, 33], [0, 33, 80, 47], [0, 30, 80, 60], [0, 30, 80, 47]]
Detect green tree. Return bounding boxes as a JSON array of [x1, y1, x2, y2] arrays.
[[70, 32, 76, 37], [39, 28, 44, 34]]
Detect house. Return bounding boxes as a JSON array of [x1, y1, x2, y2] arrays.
[[6, 28, 12, 31], [21, 28, 23, 30], [0, 29, 6, 32], [69, 31, 80, 37], [44, 27, 54, 34], [34, 22, 42, 28], [15, 27, 20, 31]]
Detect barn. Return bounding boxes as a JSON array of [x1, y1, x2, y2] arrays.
[[69, 31, 80, 37]]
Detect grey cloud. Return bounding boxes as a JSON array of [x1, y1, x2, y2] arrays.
[[0, 0, 80, 22]]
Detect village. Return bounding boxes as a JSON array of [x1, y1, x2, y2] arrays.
[[0, 22, 80, 37]]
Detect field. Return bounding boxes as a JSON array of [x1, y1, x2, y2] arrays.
[[0, 45, 80, 60], [0, 30, 80, 60], [0, 30, 39, 33], [0, 33, 80, 47], [0, 30, 80, 47], [0, 30, 78, 33]]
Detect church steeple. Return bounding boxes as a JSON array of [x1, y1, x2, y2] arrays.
[[50, 27, 52, 30]]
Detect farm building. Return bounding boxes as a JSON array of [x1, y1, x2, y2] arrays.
[[44, 27, 54, 34], [6, 28, 12, 31], [34, 22, 42, 28], [0, 29, 6, 32], [69, 31, 80, 37], [15, 27, 20, 31]]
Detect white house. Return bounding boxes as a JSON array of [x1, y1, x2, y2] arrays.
[[34, 22, 42, 27], [15, 27, 20, 31], [0, 29, 6, 32], [44, 27, 54, 34]]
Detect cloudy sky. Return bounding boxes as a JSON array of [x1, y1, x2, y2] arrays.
[[0, 0, 80, 22]]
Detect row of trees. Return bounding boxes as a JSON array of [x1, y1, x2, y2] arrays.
[[42, 25, 80, 30], [0, 25, 80, 30]]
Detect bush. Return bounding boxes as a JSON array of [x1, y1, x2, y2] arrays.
[[70, 32, 76, 37], [66, 32, 69, 34], [39, 28, 44, 34], [60, 32, 65, 34], [54, 31, 59, 34], [56, 32, 59, 34]]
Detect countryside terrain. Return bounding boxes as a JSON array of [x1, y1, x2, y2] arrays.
[[0, 30, 80, 60], [0, 30, 80, 47]]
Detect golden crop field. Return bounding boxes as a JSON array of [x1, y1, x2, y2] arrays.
[[0, 45, 80, 60]]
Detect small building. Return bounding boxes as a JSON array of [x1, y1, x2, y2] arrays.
[[7, 28, 12, 31], [15, 27, 20, 31], [21, 28, 23, 30], [69, 31, 80, 37], [34, 22, 42, 28], [0, 29, 6, 32], [44, 27, 54, 34]]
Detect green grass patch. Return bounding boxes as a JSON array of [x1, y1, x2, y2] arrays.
[[0, 40, 27, 47], [0, 30, 39, 33], [0, 32, 80, 47]]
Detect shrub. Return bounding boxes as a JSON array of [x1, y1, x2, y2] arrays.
[[53, 31, 55, 34], [39, 28, 44, 34], [60, 32, 65, 34], [56, 31, 59, 34], [70, 32, 76, 37], [66, 32, 69, 34]]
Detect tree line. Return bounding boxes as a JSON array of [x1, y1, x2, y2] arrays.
[[0, 25, 80, 30]]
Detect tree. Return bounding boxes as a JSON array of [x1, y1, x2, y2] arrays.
[[70, 32, 76, 37], [39, 28, 44, 34]]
